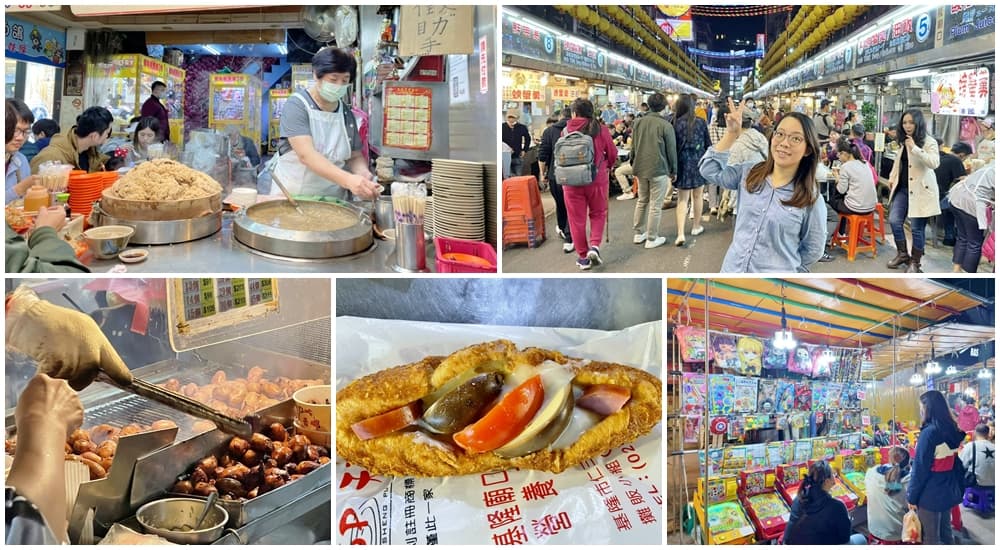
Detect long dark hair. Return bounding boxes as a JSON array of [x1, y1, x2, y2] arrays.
[[883, 446, 910, 495], [571, 98, 600, 138], [919, 390, 962, 435], [745, 112, 820, 208], [896, 108, 928, 147], [132, 116, 161, 148], [785, 460, 834, 542], [674, 94, 696, 140]]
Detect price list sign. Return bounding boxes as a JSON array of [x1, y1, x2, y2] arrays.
[[248, 278, 274, 305], [180, 278, 217, 320]]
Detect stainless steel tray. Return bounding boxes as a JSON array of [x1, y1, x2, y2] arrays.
[[90, 201, 221, 245], [232, 199, 373, 259], [138, 400, 331, 528]]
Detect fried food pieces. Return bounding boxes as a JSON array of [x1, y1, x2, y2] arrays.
[[336, 340, 661, 477], [111, 159, 221, 201]]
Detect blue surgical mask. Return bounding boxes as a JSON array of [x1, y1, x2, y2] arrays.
[[319, 81, 349, 103]]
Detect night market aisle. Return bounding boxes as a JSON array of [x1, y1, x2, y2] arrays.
[[503, 190, 963, 273]]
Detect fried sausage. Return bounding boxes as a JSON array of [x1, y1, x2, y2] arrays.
[[242, 449, 260, 467], [294, 460, 321, 475], [271, 445, 294, 465], [216, 477, 246, 498], [73, 439, 97, 455], [250, 433, 273, 454], [268, 423, 287, 442], [196, 456, 218, 473], [263, 473, 286, 491], [191, 468, 209, 485], [172, 480, 193, 494], [96, 440, 117, 459], [150, 420, 177, 431], [228, 437, 250, 456], [76, 456, 107, 479], [193, 481, 218, 496]]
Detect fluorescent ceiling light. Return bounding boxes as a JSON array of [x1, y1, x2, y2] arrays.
[[277, 44, 287, 55], [888, 69, 932, 80], [204, 45, 221, 56]]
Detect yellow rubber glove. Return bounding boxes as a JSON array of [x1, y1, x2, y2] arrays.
[[6, 286, 133, 391]]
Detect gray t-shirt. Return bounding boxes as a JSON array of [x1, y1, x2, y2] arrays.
[[279, 92, 361, 151]]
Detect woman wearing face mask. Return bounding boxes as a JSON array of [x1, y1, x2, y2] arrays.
[[886, 108, 940, 273], [272, 47, 380, 200], [699, 97, 827, 272]]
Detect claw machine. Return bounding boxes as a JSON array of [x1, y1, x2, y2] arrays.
[[291, 64, 315, 94], [208, 73, 262, 145], [165, 65, 186, 146], [85, 54, 184, 138], [268, 88, 291, 153]]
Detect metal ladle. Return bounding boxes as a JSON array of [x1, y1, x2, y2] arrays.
[[193, 490, 219, 530], [270, 171, 307, 217]]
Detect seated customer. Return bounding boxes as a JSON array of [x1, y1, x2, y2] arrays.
[[5, 206, 89, 273], [865, 446, 912, 542], [784, 460, 867, 545], [6, 99, 36, 204], [29, 107, 113, 174], [960, 424, 995, 488]]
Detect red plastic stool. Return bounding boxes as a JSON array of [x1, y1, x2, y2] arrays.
[[830, 212, 878, 261], [873, 203, 887, 244]]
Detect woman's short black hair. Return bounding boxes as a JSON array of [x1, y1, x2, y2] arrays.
[[75, 106, 114, 138], [951, 142, 974, 156], [32, 118, 60, 137], [312, 47, 357, 83]]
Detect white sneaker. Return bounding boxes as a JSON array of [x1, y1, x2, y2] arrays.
[[562, 242, 575, 253], [644, 236, 667, 249], [617, 192, 635, 200], [633, 232, 647, 244], [691, 226, 705, 236]]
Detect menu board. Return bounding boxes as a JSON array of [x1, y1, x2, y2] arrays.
[[943, 4, 995, 45], [383, 85, 433, 150], [559, 40, 605, 74], [502, 69, 544, 102], [501, 13, 557, 63], [178, 278, 275, 322], [855, 10, 936, 68], [932, 67, 991, 117]]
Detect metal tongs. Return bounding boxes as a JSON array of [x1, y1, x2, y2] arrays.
[[97, 373, 254, 438]]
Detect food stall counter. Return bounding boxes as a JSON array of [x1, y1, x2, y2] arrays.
[[87, 213, 434, 273]]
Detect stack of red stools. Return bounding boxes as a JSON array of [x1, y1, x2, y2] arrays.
[[502, 175, 545, 248]]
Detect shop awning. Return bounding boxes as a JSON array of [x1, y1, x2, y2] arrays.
[[667, 278, 993, 375]]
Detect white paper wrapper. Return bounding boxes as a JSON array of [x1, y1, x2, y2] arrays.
[[336, 317, 663, 545]]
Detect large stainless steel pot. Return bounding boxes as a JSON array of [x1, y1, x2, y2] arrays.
[[90, 202, 221, 245], [232, 199, 373, 259]]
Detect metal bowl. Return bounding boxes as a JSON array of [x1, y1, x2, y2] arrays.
[[82, 225, 134, 259], [136, 497, 228, 544]]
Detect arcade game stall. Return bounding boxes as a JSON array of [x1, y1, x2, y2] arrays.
[[84, 54, 185, 140], [667, 278, 995, 544]]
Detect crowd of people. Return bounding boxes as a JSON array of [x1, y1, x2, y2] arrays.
[[503, 92, 995, 273], [781, 389, 995, 545]]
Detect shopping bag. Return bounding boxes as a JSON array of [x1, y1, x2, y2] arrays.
[[902, 509, 922, 543]]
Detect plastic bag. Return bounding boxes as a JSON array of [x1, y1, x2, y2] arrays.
[[902, 509, 922, 543]]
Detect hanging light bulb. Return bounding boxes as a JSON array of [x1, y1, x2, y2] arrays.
[[924, 338, 941, 375], [910, 372, 925, 385], [978, 369, 993, 380], [945, 366, 958, 376], [772, 283, 795, 350]]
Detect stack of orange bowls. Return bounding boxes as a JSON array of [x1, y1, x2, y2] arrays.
[[102, 171, 119, 189], [67, 171, 107, 222]]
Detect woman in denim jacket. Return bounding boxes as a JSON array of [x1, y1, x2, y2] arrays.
[[698, 98, 827, 272]]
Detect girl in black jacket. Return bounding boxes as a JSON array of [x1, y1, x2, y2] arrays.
[[783, 461, 866, 544]]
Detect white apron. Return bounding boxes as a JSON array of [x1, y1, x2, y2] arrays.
[[272, 92, 352, 198]]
